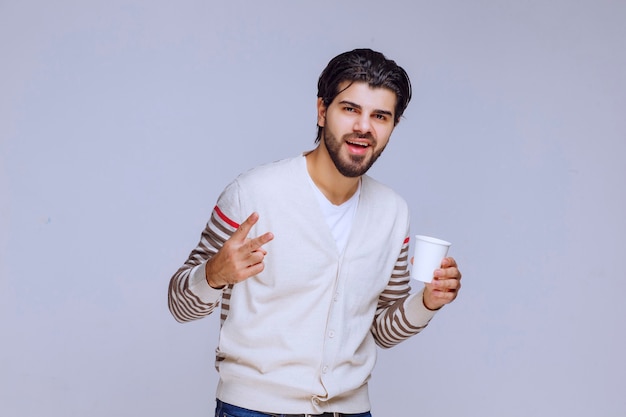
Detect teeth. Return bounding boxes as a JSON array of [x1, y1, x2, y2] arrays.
[[347, 141, 368, 147]]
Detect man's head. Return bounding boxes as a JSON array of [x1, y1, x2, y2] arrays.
[[315, 48, 412, 143]]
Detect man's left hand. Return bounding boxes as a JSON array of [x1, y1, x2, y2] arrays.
[[422, 257, 462, 311]]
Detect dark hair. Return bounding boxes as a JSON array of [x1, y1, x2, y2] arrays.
[[315, 48, 412, 143]]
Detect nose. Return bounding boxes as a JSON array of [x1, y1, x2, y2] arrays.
[[353, 113, 372, 134]]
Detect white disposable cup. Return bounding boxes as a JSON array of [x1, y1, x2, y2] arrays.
[[411, 235, 451, 283]]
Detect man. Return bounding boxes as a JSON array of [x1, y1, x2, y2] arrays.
[[168, 48, 462, 417]]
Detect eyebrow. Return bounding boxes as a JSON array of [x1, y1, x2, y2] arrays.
[[339, 100, 394, 118]]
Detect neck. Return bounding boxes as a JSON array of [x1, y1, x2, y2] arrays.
[[305, 143, 361, 205]]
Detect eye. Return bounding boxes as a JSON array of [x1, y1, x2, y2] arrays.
[[374, 113, 388, 121], [344, 106, 356, 112]]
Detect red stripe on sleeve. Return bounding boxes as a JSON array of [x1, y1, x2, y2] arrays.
[[214, 205, 240, 229], [403, 236, 410, 244]]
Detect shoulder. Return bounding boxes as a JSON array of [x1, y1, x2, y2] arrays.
[[217, 155, 305, 213], [236, 155, 303, 185]]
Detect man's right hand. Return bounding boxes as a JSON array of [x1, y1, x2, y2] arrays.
[[205, 212, 274, 289]]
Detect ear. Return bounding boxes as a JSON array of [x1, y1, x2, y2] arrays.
[[316, 97, 326, 127]]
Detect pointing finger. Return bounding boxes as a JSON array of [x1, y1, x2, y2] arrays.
[[233, 212, 259, 241]]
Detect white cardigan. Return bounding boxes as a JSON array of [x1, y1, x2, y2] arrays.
[[168, 155, 437, 414]]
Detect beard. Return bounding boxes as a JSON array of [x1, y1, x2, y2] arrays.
[[323, 129, 387, 178]]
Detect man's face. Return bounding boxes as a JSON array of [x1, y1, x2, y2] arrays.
[[318, 81, 397, 177]]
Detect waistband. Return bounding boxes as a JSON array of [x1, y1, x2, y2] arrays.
[[215, 400, 371, 417]]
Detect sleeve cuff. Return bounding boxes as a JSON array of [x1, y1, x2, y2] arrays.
[[188, 262, 224, 304], [405, 287, 439, 327]]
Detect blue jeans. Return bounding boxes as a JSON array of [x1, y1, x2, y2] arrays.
[[214, 400, 372, 417]]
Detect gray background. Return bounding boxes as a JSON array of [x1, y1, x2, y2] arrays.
[[1, 1, 625, 416]]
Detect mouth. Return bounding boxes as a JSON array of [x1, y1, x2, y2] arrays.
[[345, 138, 372, 155]]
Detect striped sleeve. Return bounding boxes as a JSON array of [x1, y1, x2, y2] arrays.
[[370, 236, 434, 348], [167, 205, 239, 323]]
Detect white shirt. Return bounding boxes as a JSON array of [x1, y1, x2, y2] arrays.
[[307, 172, 361, 254]]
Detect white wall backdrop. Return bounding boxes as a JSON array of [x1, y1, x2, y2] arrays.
[[1, 1, 625, 416]]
